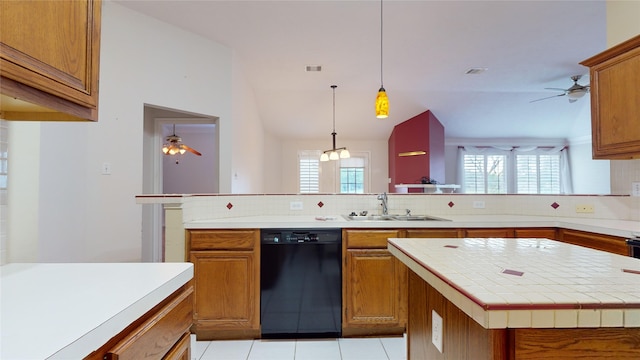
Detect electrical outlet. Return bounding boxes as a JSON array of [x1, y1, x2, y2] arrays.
[[575, 204, 594, 213], [473, 201, 485, 209], [632, 182, 640, 197], [432, 310, 443, 353], [290, 201, 303, 211]]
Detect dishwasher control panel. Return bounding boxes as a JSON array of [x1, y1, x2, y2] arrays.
[[261, 229, 341, 244]]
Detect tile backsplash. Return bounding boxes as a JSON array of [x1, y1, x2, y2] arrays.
[[180, 193, 639, 223]]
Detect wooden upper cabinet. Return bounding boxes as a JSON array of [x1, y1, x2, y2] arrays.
[[0, 0, 101, 121], [580, 35, 640, 159]]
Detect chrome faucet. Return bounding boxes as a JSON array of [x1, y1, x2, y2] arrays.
[[377, 192, 388, 215]]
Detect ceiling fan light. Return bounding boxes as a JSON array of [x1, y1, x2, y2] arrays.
[[329, 151, 339, 160], [340, 149, 350, 158], [568, 90, 586, 100], [376, 88, 389, 118], [179, 148, 186, 154], [320, 153, 329, 162], [162, 145, 169, 154]]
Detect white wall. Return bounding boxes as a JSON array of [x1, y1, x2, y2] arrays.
[[568, 140, 611, 194], [231, 52, 265, 194], [7, 1, 244, 262], [7, 123, 40, 262], [280, 138, 388, 193]]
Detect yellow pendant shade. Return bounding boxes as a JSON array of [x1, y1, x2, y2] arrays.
[[376, 88, 389, 118]]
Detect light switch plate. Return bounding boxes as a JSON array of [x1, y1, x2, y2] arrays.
[[432, 310, 443, 353], [290, 201, 303, 210], [473, 201, 485, 209], [632, 182, 640, 197], [102, 162, 111, 175]]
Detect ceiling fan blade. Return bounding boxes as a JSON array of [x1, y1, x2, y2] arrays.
[[544, 87, 568, 91], [182, 144, 202, 156], [529, 93, 566, 103]]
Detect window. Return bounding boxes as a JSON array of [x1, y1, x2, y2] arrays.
[[516, 154, 560, 194], [458, 146, 569, 194], [339, 156, 367, 194], [298, 151, 369, 193], [340, 168, 364, 193], [462, 154, 507, 194], [299, 151, 320, 193]]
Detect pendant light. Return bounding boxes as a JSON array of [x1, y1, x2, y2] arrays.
[[320, 85, 350, 162], [375, 0, 389, 118]]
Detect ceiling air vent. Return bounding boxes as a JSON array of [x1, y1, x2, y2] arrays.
[[305, 65, 322, 72], [465, 67, 487, 75]]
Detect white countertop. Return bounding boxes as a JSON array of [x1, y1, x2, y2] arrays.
[[388, 237, 640, 329], [0, 262, 193, 360], [185, 214, 640, 238]]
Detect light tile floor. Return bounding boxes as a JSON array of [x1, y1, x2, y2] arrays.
[[191, 335, 407, 360]]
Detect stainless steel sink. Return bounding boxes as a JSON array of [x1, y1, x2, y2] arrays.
[[391, 214, 451, 221], [343, 214, 450, 221], [344, 215, 396, 221]]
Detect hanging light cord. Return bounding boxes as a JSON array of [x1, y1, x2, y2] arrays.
[[380, 0, 384, 89], [331, 85, 337, 149]]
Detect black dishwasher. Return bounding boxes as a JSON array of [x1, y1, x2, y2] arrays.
[[260, 228, 342, 339]]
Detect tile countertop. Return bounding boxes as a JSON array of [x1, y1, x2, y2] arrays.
[[388, 237, 640, 329], [185, 215, 640, 239], [0, 262, 193, 360]]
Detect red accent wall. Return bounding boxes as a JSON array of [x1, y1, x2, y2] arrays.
[[388, 110, 445, 192]]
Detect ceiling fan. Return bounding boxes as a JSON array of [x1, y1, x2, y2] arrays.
[[530, 75, 590, 103], [162, 124, 202, 157]]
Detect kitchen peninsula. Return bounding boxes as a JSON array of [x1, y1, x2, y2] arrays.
[[1, 262, 193, 360], [388, 237, 640, 359]]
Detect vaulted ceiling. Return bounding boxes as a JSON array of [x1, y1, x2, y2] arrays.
[[117, 0, 607, 141]]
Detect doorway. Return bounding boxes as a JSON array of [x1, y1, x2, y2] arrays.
[[142, 104, 218, 262]]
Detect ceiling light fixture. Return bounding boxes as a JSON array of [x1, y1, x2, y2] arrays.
[[162, 124, 202, 157], [375, 0, 389, 119], [320, 85, 350, 162]]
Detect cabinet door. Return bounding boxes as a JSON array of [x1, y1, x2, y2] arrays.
[[0, 0, 101, 120], [581, 35, 640, 159], [465, 228, 515, 238], [559, 229, 628, 256], [190, 250, 260, 339], [514, 228, 557, 240], [343, 249, 407, 336]]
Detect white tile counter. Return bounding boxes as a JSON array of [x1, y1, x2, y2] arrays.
[[0, 262, 193, 359], [185, 215, 640, 239], [388, 237, 640, 329]]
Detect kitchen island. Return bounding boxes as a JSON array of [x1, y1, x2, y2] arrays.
[[388, 237, 640, 359], [1, 262, 193, 359]]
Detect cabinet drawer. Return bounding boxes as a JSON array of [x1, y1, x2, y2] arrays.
[[105, 287, 193, 360], [345, 229, 402, 248], [405, 228, 462, 238], [188, 230, 258, 250]]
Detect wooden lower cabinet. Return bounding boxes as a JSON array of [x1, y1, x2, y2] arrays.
[[163, 333, 191, 360], [187, 229, 260, 340], [406, 228, 463, 238], [85, 284, 193, 360], [514, 228, 557, 240], [408, 270, 640, 359], [559, 228, 628, 256], [465, 228, 515, 238], [342, 229, 407, 336]]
